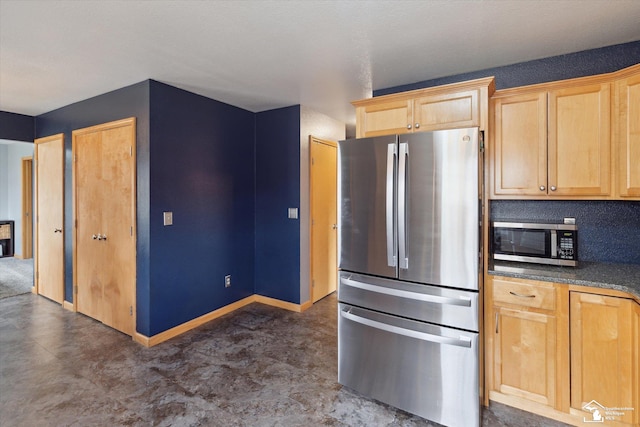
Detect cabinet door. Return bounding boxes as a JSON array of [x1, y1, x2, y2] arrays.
[[492, 92, 547, 196], [616, 73, 640, 198], [494, 306, 557, 407], [355, 100, 412, 138], [570, 292, 638, 425], [413, 89, 479, 131], [548, 83, 611, 196]]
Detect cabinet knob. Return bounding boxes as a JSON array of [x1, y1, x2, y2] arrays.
[[550, 186, 557, 191], [407, 124, 412, 130], [414, 123, 420, 129], [539, 185, 545, 191], [92, 234, 98, 240]]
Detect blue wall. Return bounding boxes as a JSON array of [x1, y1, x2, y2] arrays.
[[146, 81, 255, 335], [376, 40, 640, 95], [0, 111, 35, 142], [35, 82, 151, 308], [255, 106, 301, 303]]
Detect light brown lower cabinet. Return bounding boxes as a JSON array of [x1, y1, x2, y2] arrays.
[[570, 292, 639, 426], [487, 275, 640, 426]]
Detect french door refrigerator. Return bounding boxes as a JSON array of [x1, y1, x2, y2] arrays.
[[337, 128, 482, 427]]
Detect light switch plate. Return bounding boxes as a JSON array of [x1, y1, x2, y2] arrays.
[[163, 211, 173, 226], [288, 208, 298, 219]]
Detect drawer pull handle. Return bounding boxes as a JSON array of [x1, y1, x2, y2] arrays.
[[509, 291, 536, 298], [495, 312, 499, 334]]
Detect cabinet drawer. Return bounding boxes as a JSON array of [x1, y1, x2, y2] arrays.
[[493, 278, 556, 311]]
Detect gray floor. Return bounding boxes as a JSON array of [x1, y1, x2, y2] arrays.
[[0, 292, 570, 426], [0, 257, 33, 299]]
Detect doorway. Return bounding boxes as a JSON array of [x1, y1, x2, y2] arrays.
[[34, 134, 65, 303], [309, 136, 338, 303]]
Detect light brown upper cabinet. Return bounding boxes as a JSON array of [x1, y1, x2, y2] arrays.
[[491, 83, 610, 198], [491, 63, 640, 200], [548, 83, 611, 197], [492, 92, 548, 196], [353, 77, 494, 138], [615, 68, 640, 198]]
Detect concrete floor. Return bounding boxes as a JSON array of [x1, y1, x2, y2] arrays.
[[0, 292, 570, 426]]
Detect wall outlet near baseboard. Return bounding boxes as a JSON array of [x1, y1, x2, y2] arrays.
[[225, 275, 231, 288]]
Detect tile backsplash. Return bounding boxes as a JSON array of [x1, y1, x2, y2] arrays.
[[490, 200, 640, 265]]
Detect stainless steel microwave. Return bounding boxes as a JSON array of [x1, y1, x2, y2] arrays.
[[491, 221, 578, 267]]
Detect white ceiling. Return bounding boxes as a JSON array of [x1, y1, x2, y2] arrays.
[[1, 0, 639, 125]]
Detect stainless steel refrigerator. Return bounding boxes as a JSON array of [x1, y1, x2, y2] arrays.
[[337, 128, 482, 427]]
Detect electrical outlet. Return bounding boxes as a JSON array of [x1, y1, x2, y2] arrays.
[[225, 275, 231, 288]]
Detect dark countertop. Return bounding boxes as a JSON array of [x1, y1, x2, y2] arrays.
[[488, 261, 640, 300]]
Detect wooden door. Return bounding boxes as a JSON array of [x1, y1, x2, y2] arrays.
[[100, 125, 136, 335], [34, 134, 64, 304], [355, 100, 412, 138], [494, 305, 557, 407], [548, 83, 611, 196], [310, 137, 337, 303], [73, 118, 136, 336], [570, 292, 638, 425], [21, 157, 33, 259], [616, 71, 640, 198], [492, 92, 548, 196], [413, 89, 479, 131], [75, 130, 104, 322]]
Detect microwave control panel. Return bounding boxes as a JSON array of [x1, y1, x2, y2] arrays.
[[558, 230, 577, 260]]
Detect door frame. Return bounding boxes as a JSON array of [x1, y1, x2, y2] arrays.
[[21, 156, 33, 259], [309, 135, 338, 303], [34, 134, 65, 299], [72, 117, 137, 333]]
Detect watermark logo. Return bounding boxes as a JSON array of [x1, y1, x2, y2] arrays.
[[582, 400, 605, 423], [582, 399, 635, 423]]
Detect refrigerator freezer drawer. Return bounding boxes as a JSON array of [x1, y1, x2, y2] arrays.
[[339, 272, 479, 332], [338, 303, 480, 427]]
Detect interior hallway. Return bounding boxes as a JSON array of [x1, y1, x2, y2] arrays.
[[0, 292, 569, 426]]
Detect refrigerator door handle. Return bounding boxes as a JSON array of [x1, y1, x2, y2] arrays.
[[341, 309, 472, 348], [341, 277, 472, 307], [386, 143, 397, 267], [398, 142, 409, 269]]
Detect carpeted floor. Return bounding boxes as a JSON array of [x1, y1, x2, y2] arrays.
[[0, 257, 33, 299]]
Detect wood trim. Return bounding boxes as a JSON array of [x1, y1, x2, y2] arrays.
[[134, 294, 313, 347], [490, 391, 581, 426], [135, 296, 257, 347], [254, 294, 308, 312], [21, 156, 33, 259], [71, 117, 136, 136], [555, 284, 570, 412], [492, 63, 640, 99], [352, 76, 496, 107], [62, 300, 74, 312], [300, 299, 313, 312]]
